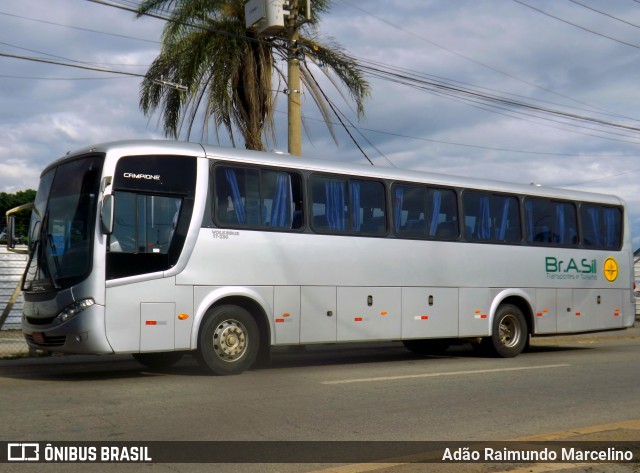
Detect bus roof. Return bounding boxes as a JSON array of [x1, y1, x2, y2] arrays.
[[58, 139, 624, 207]]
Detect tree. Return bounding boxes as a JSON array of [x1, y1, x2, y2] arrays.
[[0, 190, 36, 239], [137, 0, 369, 152]]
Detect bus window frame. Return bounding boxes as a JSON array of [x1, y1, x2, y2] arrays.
[[211, 162, 306, 233]]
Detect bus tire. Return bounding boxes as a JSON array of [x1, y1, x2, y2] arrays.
[[402, 338, 451, 356], [482, 304, 528, 358], [197, 305, 259, 375], [132, 351, 183, 370]]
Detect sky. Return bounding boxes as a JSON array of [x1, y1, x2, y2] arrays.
[[2, 0, 640, 246]]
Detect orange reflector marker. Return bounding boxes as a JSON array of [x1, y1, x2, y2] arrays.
[[178, 313, 189, 320], [354, 317, 363, 322], [537, 312, 543, 317], [275, 318, 285, 323], [380, 311, 388, 316], [575, 312, 582, 316], [145, 320, 157, 326], [414, 315, 429, 320], [282, 313, 290, 318]]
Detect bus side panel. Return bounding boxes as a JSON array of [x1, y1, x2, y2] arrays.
[[459, 288, 492, 337], [534, 288, 557, 334], [573, 289, 624, 331], [273, 286, 300, 344], [337, 287, 401, 342], [557, 289, 574, 333], [300, 286, 337, 343], [401, 287, 458, 339], [141, 303, 175, 351], [105, 277, 193, 352]]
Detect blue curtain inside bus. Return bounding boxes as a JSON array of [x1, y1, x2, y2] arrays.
[[325, 180, 346, 231], [270, 173, 293, 228], [225, 168, 246, 225]]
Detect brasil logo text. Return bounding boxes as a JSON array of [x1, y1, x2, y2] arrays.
[[545, 257, 597, 280], [545, 256, 619, 282]]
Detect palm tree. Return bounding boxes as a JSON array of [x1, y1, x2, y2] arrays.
[[137, 0, 369, 152]]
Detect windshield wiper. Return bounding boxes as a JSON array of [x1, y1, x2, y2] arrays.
[[47, 233, 62, 285], [24, 209, 60, 291]]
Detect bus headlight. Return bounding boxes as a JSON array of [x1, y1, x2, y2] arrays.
[[58, 298, 95, 322]]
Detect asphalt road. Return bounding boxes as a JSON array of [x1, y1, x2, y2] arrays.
[[1, 326, 639, 473]]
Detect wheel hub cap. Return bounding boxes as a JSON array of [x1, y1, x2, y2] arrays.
[[213, 320, 247, 362]]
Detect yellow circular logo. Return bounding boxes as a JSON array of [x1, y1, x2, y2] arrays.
[[603, 257, 619, 282]]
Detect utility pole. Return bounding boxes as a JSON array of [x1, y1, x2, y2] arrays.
[[245, 0, 307, 155], [286, 0, 302, 156]]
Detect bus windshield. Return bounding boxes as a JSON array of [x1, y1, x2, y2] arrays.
[[23, 156, 103, 292]]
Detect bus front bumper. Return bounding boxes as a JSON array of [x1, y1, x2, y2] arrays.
[[22, 303, 114, 354]]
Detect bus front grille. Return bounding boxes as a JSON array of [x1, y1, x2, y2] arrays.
[[25, 334, 66, 347], [26, 316, 57, 326]]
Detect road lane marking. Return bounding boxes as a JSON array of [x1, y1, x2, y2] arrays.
[[320, 364, 571, 385]]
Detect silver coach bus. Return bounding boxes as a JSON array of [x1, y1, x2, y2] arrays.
[[6, 140, 635, 375]]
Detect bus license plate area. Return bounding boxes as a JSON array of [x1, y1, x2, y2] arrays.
[[32, 332, 45, 344]]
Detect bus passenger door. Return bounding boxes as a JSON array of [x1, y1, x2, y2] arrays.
[[300, 286, 337, 343]]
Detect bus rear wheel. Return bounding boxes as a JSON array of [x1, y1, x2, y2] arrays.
[[197, 305, 259, 375], [482, 304, 528, 358]]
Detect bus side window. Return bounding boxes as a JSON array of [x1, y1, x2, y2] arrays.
[[429, 188, 458, 240], [525, 198, 578, 247], [393, 184, 427, 238], [463, 192, 519, 244], [214, 165, 303, 231], [525, 198, 551, 244], [581, 204, 622, 249], [351, 180, 386, 235], [310, 176, 348, 233]]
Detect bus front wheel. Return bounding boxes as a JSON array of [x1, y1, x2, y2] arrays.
[[482, 304, 528, 358], [197, 305, 259, 375]]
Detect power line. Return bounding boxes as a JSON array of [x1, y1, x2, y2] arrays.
[[568, 0, 640, 30], [562, 166, 640, 187], [0, 40, 147, 69], [513, 0, 640, 50], [0, 10, 159, 44], [7, 1, 639, 161], [0, 52, 144, 77], [356, 57, 640, 123], [337, 0, 624, 118], [304, 67, 374, 165], [356, 61, 640, 135], [83, 0, 267, 46], [81, 0, 640, 140], [287, 108, 640, 158], [0, 74, 126, 80]]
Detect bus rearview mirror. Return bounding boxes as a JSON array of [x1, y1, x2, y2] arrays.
[[101, 194, 114, 235]]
